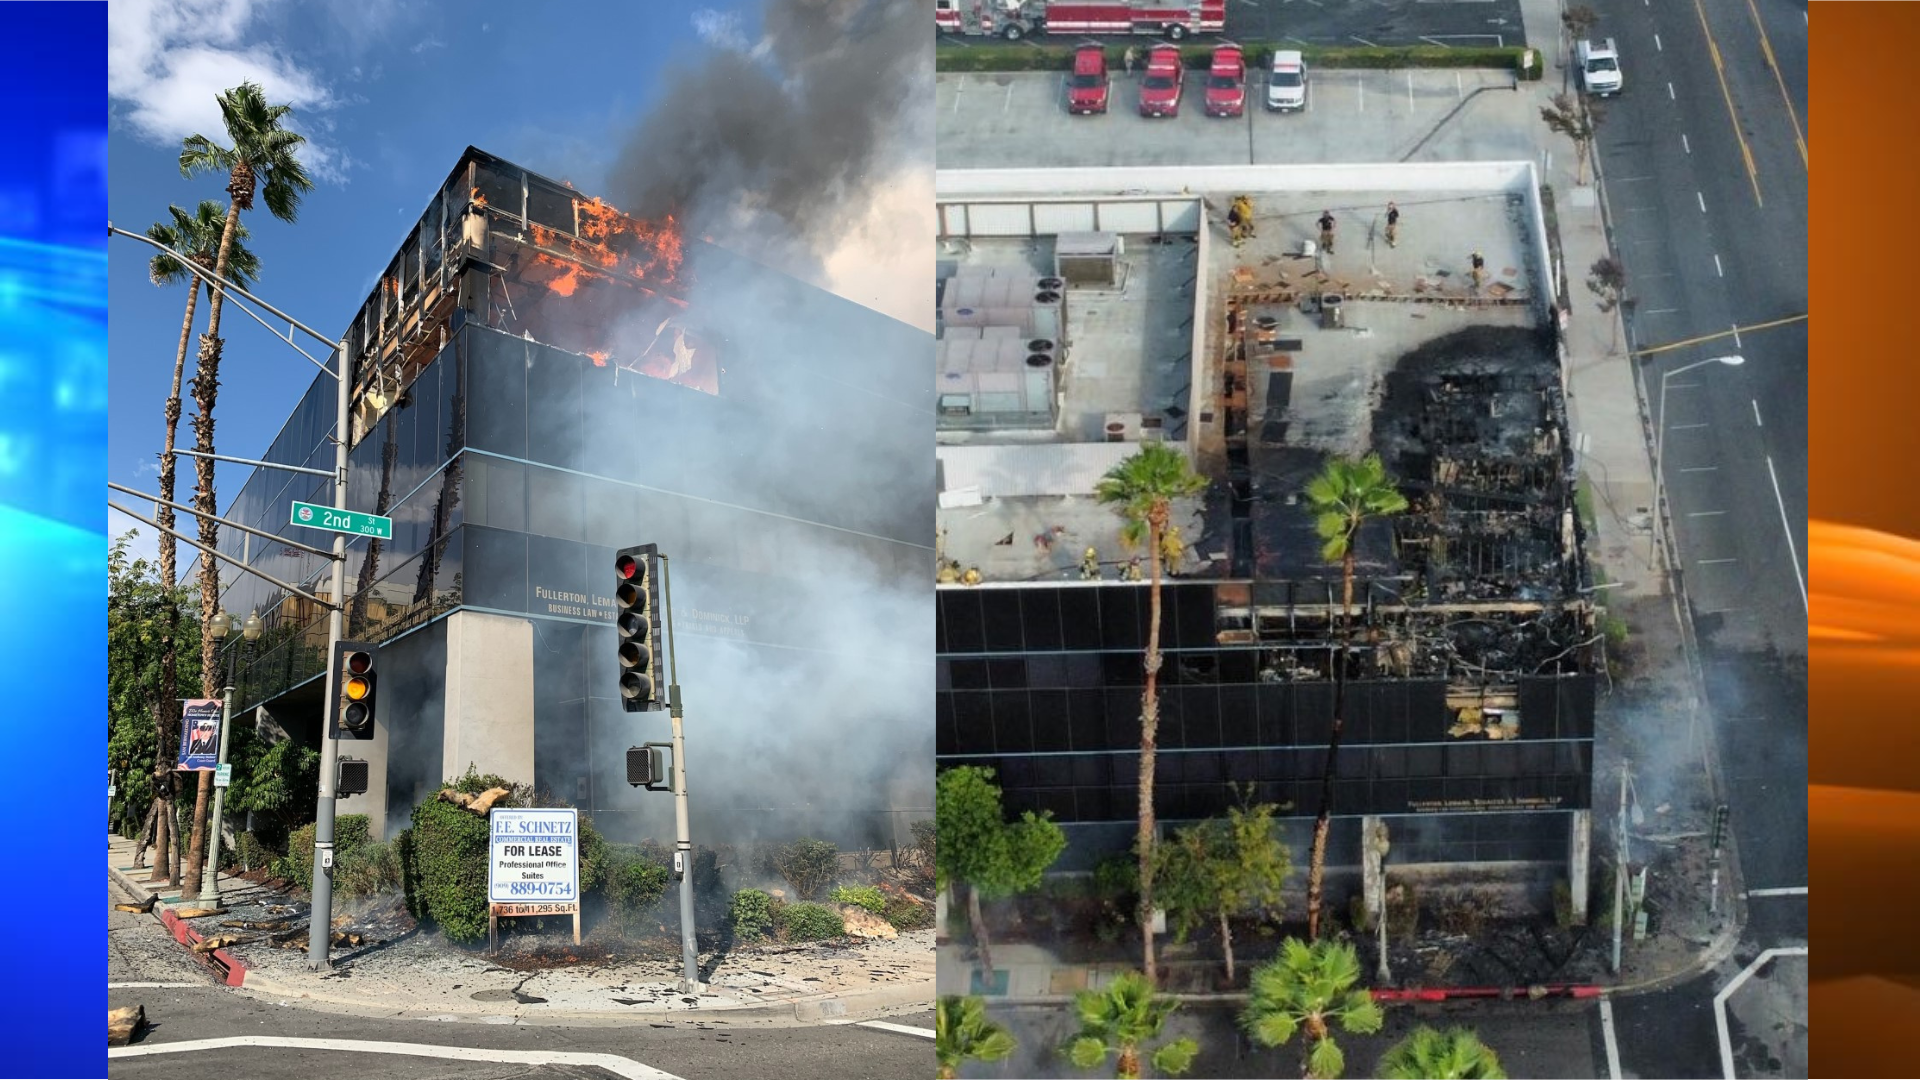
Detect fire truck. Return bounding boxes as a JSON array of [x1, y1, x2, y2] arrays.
[[935, 0, 1227, 41]]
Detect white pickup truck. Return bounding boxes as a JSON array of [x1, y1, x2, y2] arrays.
[[1577, 38, 1623, 96]]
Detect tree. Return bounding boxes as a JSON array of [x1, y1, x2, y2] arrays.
[[1539, 92, 1604, 186], [1302, 454, 1408, 940], [142, 202, 259, 884], [108, 535, 204, 863], [1376, 1027, 1509, 1080], [1561, 6, 1598, 56], [1094, 442, 1207, 984], [176, 80, 313, 899], [1241, 938, 1385, 1080], [937, 995, 1017, 1079], [1065, 971, 1200, 1080], [1153, 800, 1292, 985], [936, 765, 1067, 981], [1586, 256, 1627, 354]]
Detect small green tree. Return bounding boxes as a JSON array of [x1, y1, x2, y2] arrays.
[[773, 838, 840, 900], [1065, 971, 1200, 1079], [1241, 939, 1385, 1079], [1154, 801, 1292, 985], [937, 995, 1017, 1079], [1377, 1027, 1508, 1080], [937, 765, 1067, 980]]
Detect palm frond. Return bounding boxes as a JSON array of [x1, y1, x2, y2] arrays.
[[1152, 1037, 1199, 1077], [1307, 1034, 1345, 1080]]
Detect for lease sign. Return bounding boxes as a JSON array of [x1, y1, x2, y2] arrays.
[[487, 807, 579, 906]]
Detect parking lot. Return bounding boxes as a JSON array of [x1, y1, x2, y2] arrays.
[[937, 66, 1550, 168]]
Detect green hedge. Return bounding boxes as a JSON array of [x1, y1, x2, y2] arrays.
[[937, 43, 1542, 79], [336, 840, 403, 899], [884, 895, 935, 931], [830, 885, 888, 916], [407, 797, 493, 943], [776, 901, 845, 942], [279, 814, 371, 889], [604, 845, 672, 935], [731, 888, 776, 942]]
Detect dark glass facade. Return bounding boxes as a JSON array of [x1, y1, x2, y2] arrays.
[[935, 582, 1595, 866], [209, 232, 933, 844]]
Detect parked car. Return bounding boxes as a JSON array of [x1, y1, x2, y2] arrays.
[[1203, 44, 1246, 117], [1576, 38, 1623, 96], [1266, 49, 1307, 111], [1067, 44, 1111, 114], [1138, 44, 1184, 118]]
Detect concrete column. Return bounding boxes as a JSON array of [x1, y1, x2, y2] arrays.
[[354, 712, 393, 840], [1361, 815, 1386, 923], [1568, 809, 1592, 926], [442, 610, 537, 788]]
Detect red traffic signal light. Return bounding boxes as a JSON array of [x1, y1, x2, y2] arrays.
[[615, 545, 664, 712]]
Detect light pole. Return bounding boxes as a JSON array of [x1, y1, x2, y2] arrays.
[[1653, 354, 1744, 546], [108, 223, 353, 968], [201, 610, 262, 900]]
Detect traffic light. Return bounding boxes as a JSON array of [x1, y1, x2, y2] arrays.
[[1710, 804, 1730, 852], [615, 545, 664, 712], [330, 640, 379, 740]]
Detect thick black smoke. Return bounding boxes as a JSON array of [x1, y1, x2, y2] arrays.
[[604, 0, 927, 284]]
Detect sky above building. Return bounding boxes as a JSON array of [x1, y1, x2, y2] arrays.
[[107, 0, 931, 570]]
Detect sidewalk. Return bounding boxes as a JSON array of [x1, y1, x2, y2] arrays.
[[109, 834, 934, 1024]]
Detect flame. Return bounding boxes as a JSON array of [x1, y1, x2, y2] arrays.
[[587, 351, 610, 367], [531, 252, 586, 297], [470, 187, 488, 209], [574, 197, 684, 283]]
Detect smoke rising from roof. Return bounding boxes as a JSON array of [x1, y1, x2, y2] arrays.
[[605, 0, 927, 291]]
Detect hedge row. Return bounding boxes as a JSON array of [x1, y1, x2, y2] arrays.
[[937, 43, 1543, 80]]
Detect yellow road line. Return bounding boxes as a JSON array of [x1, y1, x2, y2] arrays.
[[1696, 0, 1764, 207], [1745, 0, 1809, 168], [1633, 314, 1807, 358]]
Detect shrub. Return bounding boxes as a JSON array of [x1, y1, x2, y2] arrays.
[[230, 830, 279, 874], [884, 895, 935, 931], [777, 901, 845, 941], [335, 840, 404, 899], [406, 796, 492, 944], [604, 846, 672, 935], [831, 885, 888, 916], [773, 838, 839, 900], [731, 888, 776, 942], [279, 814, 372, 889]]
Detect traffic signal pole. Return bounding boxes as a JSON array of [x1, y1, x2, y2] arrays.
[[661, 556, 700, 993], [307, 337, 352, 970]]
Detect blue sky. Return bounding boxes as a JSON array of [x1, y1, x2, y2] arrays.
[[107, 0, 930, 570]]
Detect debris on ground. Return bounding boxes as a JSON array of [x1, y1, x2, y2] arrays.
[[107, 1006, 144, 1047], [113, 897, 156, 915], [838, 905, 898, 940], [172, 907, 227, 919]]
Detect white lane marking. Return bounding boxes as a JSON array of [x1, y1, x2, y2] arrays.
[[1358, 74, 1364, 112], [1669, 81, 1676, 100], [1457, 71, 1463, 99], [1752, 399, 1763, 426], [1688, 510, 1727, 517], [1670, 422, 1710, 431], [1714, 254, 1724, 277], [1600, 996, 1624, 1080], [108, 982, 203, 989], [107, 1037, 683, 1079], [1003, 82, 1013, 113], [1732, 324, 1743, 348], [1748, 886, 1808, 897], [1698, 191, 1709, 213], [1698, 558, 1739, 565], [1656, 33, 1663, 51], [1667, 381, 1701, 389], [1407, 70, 1414, 110], [1679, 466, 1720, 473], [1766, 454, 1810, 614], [1717, 948, 1808, 1079], [1643, 307, 1680, 315], [1683, 133, 1692, 154], [954, 75, 964, 114], [859, 1021, 937, 1039]]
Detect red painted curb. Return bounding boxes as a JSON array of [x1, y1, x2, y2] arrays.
[[1371, 984, 1604, 1003], [159, 908, 250, 988]]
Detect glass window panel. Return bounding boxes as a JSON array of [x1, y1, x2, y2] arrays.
[[991, 691, 1032, 753], [952, 692, 992, 753], [527, 466, 585, 543], [986, 658, 1024, 690], [981, 590, 1023, 652], [1060, 588, 1101, 650], [949, 660, 990, 691], [467, 332, 526, 457], [1030, 690, 1070, 751], [1068, 691, 1105, 752], [1021, 590, 1063, 650], [462, 525, 526, 612], [1064, 653, 1101, 688], [526, 346, 583, 472]]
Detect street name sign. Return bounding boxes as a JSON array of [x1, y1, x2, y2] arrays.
[[291, 501, 393, 540]]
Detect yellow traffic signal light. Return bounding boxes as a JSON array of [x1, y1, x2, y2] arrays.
[[331, 642, 378, 740]]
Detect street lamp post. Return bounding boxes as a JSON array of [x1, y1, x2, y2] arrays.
[[1652, 354, 1745, 551], [201, 610, 262, 900]]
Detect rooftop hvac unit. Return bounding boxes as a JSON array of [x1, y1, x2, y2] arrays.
[[1055, 233, 1121, 287]]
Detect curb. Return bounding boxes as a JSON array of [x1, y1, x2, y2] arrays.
[[110, 860, 251, 989]]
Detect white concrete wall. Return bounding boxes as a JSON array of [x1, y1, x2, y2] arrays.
[[441, 610, 537, 788]]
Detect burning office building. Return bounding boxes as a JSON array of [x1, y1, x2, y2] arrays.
[[935, 166, 1603, 919], [207, 148, 934, 851]]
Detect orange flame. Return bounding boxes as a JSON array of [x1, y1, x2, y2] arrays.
[[587, 351, 610, 367]]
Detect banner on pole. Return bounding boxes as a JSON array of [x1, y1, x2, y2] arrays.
[[176, 698, 222, 772]]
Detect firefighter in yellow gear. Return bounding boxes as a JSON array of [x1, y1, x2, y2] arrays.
[[1080, 546, 1101, 580]]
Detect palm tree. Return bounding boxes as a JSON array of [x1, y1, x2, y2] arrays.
[[937, 995, 1017, 1079], [176, 80, 313, 899], [1241, 938, 1385, 1079], [1065, 971, 1200, 1080], [141, 202, 259, 887], [1095, 443, 1207, 984], [1377, 1027, 1508, 1080], [1301, 454, 1408, 939]]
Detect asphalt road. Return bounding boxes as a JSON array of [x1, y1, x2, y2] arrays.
[[109, 883, 934, 1080], [1585, 0, 1809, 1074]]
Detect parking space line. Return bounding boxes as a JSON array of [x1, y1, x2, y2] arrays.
[[1748, 886, 1808, 897], [1643, 307, 1678, 314], [1656, 33, 1663, 51], [1732, 324, 1742, 347], [1766, 454, 1809, 614], [1678, 466, 1719, 473], [1600, 996, 1623, 1080], [1669, 81, 1676, 100], [1714, 254, 1724, 277], [1698, 191, 1708, 213], [1666, 381, 1700, 389], [1751, 400, 1763, 427], [1688, 510, 1727, 517], [1683, 133, 1691, 154], [1669, 422, 1710, 431], [1698, 558, 1738, 565]]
